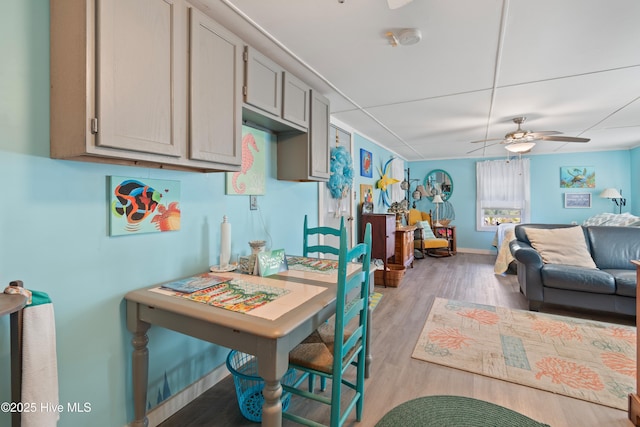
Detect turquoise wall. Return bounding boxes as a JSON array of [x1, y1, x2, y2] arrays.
[[0, 2, 320, 426], [409, 150, 635, 251], [0, 4, 403, 425], [2, 2, 638, 426]]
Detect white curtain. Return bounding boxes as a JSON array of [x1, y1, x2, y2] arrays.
[[476, 158, 530, 230]]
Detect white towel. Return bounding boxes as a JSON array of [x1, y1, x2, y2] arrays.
[[21, 293, 59, 427]]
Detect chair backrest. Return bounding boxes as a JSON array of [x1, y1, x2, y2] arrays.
[[303, 214, 345, 257], [408, 209, 432, 227], [333, 222, 372, 376]]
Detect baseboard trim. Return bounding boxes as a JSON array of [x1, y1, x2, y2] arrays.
[[457, 247, 494, 255], [143, 364, 230, 427]]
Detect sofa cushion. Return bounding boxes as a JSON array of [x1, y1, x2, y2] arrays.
[[588, 226, 640, 270], [541, 264, 615, 293], [524, 226, 597, 269], [603, 269, 638, 297]]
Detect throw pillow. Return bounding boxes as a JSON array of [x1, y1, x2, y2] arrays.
[[416, 221, 436, 239], [524, 226, 597, 269]]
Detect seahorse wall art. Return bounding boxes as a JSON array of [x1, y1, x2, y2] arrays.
[[225, 126, 267, 195], [109, 176, 181, 236]]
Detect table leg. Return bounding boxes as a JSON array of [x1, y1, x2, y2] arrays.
[[261, 380, 283, 427], [258, 350, 290, 427], [127, 302, 150, 427]]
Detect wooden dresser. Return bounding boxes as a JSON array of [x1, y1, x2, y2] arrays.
[[361, 213, 396, 286]]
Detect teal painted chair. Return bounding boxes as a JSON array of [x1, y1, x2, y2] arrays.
[[283, 223, 372, 427], [303, 215, 345, 258]]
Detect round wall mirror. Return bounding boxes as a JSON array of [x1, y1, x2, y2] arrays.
[[423, 169, 453, 201]]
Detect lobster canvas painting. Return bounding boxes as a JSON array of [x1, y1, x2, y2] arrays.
[[225, 126, 267, 195]]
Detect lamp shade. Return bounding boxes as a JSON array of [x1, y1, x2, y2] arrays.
[[599, 188, 622, 199], [432, 194, 443, 204], [505, 142, 536, 153], [416, 185, 428, 197]]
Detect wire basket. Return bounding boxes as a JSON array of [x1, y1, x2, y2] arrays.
[[226, 350, 297, 422]]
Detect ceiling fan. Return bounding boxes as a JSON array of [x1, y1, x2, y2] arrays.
[[469, 117, 590, 154], [338, 0, 414, 9], [387, 0, 414, 9]]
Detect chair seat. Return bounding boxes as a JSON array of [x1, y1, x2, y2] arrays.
[[289, 323, 358, 375], [416, 238, 448, 249]]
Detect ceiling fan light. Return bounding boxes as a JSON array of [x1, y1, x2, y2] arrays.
[[505, 141, 536, 153], [398, 28, 422, 46]]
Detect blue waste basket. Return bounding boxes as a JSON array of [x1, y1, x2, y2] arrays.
[[226, 350, 297, 422]]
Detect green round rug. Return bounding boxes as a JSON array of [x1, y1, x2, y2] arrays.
[[375, 395, 550, 427]]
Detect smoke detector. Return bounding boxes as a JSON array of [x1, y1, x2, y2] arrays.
[[386, 28, 422, 47]]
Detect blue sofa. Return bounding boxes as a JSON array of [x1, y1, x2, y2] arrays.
[[509, 224, 640, 316]]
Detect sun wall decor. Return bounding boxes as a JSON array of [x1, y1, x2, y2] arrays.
[[377, 158, 400, 207]]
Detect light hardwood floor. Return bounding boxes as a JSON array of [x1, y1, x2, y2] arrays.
[[159, 253, 635, 427]]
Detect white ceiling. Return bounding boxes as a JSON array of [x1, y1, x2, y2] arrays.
[[199, 0, 640, 160]]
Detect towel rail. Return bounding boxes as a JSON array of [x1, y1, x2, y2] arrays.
[[8, 280, 24, 427]]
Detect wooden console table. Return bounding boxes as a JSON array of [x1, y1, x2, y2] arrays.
[[393, 225, 416, 269], [628, 260, 640, 425]]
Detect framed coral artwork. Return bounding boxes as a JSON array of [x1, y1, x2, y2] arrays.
[[560, 166, 595, 188], [226, 125, 267, 195], [109, 176, 181, 236]]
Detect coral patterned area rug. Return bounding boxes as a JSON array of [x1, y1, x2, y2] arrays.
[[412, 298, 636, 410]]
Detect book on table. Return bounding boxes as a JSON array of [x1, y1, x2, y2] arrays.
[[161, 274, 230, 293]]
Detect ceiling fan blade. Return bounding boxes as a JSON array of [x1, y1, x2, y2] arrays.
[[528, 131, 562, 137], [466, 142, 500, 154], [469, 138, 502, 144], [387, 0, 413, 9], [540, 135, 590, 143]]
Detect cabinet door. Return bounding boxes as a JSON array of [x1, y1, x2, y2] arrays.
[[96, 0, 184, 156], [282, 72, 309, 128], [244, 47, 282, 117], [309, 90, 330, 180], [189, 8, 242, 165]]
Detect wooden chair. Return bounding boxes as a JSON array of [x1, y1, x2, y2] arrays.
[[303, 215, 345, 257], [407, 209, 450, 257], [283, 223, 372, 427]]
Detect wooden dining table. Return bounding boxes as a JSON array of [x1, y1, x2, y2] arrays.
[[125, 256, 373, 427]]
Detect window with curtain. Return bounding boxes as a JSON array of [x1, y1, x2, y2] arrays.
[[476, 158, 530, 231]]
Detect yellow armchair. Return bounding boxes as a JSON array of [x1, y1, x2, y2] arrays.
[[407, 209, 450, 257]]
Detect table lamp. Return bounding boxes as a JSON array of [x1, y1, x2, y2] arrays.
[[433, 194, 443, 226]]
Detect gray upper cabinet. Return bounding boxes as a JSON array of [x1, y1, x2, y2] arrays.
[[277, 90, 330, 182], [50, 0, 241, 173], [282, 72, 310, 128], [244, 46, 282, 117], [243, 47, 310, 131], [308, 91, 330, 180], [95, 0, 184, 157], [189, 7, 242, 166]]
